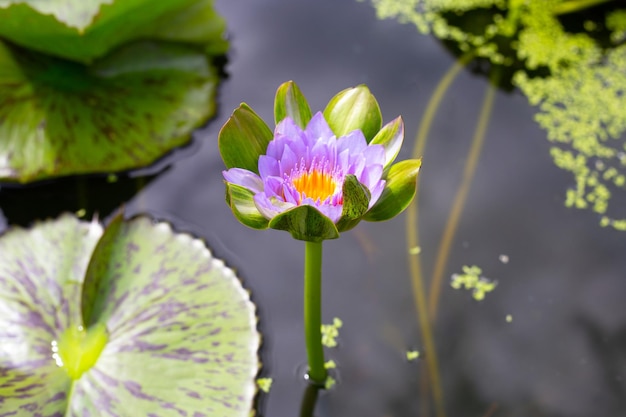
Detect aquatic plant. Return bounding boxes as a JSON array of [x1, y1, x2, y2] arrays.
[[362, 0, 626, 230], [321, 317, 343, 348], [0, 214, 259, 415], [0, 0, 227, 62], [219, 81, 421, 385], [256, 377, 273, 394], [516, 43, 626, 230], [356, 2, 626, 416], [450, 265, 498, 301], [222, 111, 386, 240], [0, 41, 221, 183], [0, 0, 227, 183]]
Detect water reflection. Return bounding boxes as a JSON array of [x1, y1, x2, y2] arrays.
[[299, 384, 320, 417], [0, 173, 157, 229]]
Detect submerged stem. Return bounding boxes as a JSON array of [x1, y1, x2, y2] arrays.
[[303, 241, 327, 385], [427, 78, 497, 321], [552, 0, 611, 15], [299, 383, 320, 417], [408, 54, 472, 417]]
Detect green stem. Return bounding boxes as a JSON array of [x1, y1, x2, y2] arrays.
[[299, 383, 320, 417], [303, 240, 327, 385], [552, 0, 611, 15], [407, 53, 473, 417], [427, 77, 497, 321]]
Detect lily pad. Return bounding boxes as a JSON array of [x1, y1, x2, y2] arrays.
[[0, 0, 228, 62], [0, 39, 220, 183], [0, 213, 260, 416]]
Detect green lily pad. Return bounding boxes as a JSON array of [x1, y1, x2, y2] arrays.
[[0, 213, 260, 416], [0, 39, 220, 183], [0, 0, 227, 62]]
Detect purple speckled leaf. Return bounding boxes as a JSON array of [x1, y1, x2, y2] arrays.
[[0, 214, 102, 415], [0, 214, 260, 417]]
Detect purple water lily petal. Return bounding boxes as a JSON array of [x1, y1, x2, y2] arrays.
[[304, 112, 335, 147], [268, 118, 306, 160], [282, 181, 302, 205], [262, 176, 284, 199], [278, 144, 299, 177], [361, 143, 386, 170], [223, 168, 263, 193], [367, 180, 386, 209], [258, 155, 279, 179], [336, 130, 368, 156], [359, 145, 386, 189], [254, 193, 294, 219], [346, 155, 366, 178], [337, 148, 350, 171], [360, 163, 384, 192], [223, 112, 388, 227]]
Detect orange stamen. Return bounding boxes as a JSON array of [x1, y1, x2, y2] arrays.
[[292, 169, 337, 202]]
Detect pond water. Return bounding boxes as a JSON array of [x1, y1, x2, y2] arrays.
[[1, 1, 626, 417]]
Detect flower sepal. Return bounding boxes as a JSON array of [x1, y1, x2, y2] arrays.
[[371, 116, 404, 169], [225, 182, 270, 230], [269, 205, 340, 242], [323, 84, 382, 142], [274, 81, 312, 129], [336, 174, 371, 232], [219, 103, 273, 174], [364, 158, 422, 222]]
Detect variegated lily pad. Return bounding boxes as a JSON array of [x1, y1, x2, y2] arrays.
[[0, 214, 259, 416], [0, 39, 220, 183]]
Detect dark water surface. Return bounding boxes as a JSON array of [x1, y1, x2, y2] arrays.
[[2, 1, 626, 416]]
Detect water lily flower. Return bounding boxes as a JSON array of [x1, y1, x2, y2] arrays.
[[224, 112, 385, 223], [218, 81, 422, 385], [219, 81, 421, 242]]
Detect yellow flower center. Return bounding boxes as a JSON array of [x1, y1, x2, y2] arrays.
[[292, 169, 338, 202]]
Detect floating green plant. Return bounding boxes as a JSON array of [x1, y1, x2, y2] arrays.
[[516, 43, 626, 230], [324, 359, 337, 369], [324, 376, 337, 390], [406, 350, 420, 361], [256, 377, 273, 393], [451, 265, 498, 301], [321, 317, 343, 348], [362, 0, 626, 229], [358, 4, 626, 410]]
